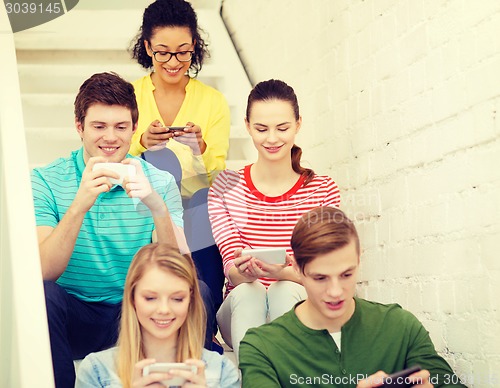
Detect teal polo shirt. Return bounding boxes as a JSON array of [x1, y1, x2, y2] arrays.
[[31, 147, 183, 304]]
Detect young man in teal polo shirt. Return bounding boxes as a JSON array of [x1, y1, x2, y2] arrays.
[[239, 206, 466, 388], [31, 72, 213, 388]]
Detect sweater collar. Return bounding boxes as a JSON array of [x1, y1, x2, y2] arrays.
[[290, 298, 361, 335]]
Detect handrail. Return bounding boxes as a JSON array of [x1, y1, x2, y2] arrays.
[[0, 4, 55, 388]]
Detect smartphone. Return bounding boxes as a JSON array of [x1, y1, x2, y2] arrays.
[[164, 126, 189, 133], [241, 247, 287, 265], [92, 163, 136, 185], [143, 362, 197, 387], [380, 365, 422, 387]]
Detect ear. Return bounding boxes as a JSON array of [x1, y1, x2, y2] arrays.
[[290, 255, 301, 277], [75, 118, 84, 140], [245, 117, 251, 134], [144, 40, 153, 57], [296, 115, 302, 133]]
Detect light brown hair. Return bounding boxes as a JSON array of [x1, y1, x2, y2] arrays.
[[291, 206, 360, 273]]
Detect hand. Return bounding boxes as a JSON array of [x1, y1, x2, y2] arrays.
[[175, 359, 207, 387], [140, 120, 175, 150], [171, 122, 206, 155], [132, 359, 170, 388], [73, 157, 117, 214], [233, 249, 260, 282], [122, 159, 166, 216], [356, 370, 433, 388]]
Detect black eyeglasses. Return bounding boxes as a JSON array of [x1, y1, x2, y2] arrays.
[[151, 50, 194, 63]]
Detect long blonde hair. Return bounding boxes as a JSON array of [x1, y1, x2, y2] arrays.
[[116, 243, 206, 388]]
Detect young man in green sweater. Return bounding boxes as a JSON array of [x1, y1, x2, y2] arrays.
[[239, 206, 466, 388]]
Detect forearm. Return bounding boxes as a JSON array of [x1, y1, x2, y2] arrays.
[[38, 206, 85, 280], [275, 266, 302, 283], [227, 266, 256, 287], [152, 212, 189, 254]]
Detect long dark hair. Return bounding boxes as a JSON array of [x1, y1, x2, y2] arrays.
[[130, 0, 209, 77], [246, 79, 315, 184]]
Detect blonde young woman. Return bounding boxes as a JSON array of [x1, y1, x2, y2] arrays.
[[76, 244, 239, 388]]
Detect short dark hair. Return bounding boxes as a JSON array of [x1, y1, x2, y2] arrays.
[[74, 72, 138, 126], [291, 207, 360, 274], [130, 0, 208, 76], [246, 79, 315, 184]]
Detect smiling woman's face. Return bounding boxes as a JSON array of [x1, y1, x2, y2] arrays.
[[245, 99, 301, 162], [145, 26, 194, 85]]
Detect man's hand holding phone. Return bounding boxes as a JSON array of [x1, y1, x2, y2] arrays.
[[74, 157, 117, 213], [357, 366, 432, 388]]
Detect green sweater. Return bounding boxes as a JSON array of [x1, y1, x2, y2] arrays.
[[239, 298, 466, 388]]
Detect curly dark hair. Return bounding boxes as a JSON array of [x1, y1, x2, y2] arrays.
[[130, 0, 209, 77]]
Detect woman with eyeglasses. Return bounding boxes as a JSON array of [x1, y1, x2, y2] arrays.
[[128, 0, 229, 336]]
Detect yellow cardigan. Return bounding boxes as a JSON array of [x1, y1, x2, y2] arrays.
[[130, 75, 231, 198]]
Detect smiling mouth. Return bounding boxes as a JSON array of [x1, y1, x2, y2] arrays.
[[264, 145, 284, 151], [164, 67, 182, 74], [152, 318, 174, 327]]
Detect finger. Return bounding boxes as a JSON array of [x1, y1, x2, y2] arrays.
[[133, 358, 156, 381], [84, 156, 108, 171], [184, 359, 204, 376], [408, 370, 431, 385], [357, 371, 387, 388]]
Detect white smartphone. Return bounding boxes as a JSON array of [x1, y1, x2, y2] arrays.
[[143, 362, 197, 387], [92, 162, 136, 185], [241, 247, 287, 265]]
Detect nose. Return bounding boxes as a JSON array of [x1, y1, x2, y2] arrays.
[[326, 280, 342, 298], [267, 129, 278, 143], [157, 299, 170, 315], [102, 128, 117, 142], [166, 54, 180, 65]]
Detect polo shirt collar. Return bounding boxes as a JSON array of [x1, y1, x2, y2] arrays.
[[73, 147, 86, 178]]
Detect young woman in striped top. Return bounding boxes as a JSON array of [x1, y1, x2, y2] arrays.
[[208, 79, 341, 360]]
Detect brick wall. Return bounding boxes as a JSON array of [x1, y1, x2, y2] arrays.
[[222, 0, 500, 385]]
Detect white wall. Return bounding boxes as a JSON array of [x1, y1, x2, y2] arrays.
[[223, 0, 500, 385], [0, 3, 54, 387]]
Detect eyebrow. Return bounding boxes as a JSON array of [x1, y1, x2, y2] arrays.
[[151, 42, 192, 50], [89, 121, 131, 126], [307, 265, 357, 277], [254, 121, 291, 127]]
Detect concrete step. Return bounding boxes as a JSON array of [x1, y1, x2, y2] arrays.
[[25, 126, 254, 170], [15, 6, 253, 169]]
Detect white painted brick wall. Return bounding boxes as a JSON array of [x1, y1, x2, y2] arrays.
[[223, 0, 500, 384]]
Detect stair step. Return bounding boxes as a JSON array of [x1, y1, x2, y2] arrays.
[[16, 6, 253, 169], [16, 62, 226, 94]]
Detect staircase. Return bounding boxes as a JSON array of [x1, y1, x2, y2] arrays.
[[14, 0, 255, 171]]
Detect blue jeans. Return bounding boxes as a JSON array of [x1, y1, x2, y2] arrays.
[[44, 280, 215, 388]]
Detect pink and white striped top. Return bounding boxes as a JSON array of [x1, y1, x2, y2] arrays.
[[208, 165, 341, 294]]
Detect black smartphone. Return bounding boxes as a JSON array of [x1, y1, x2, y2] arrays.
[[380, 365, 422, 387], [164, 126, 188, 133]]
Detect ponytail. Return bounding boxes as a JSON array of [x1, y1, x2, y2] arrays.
[[291, 144, 315, 185]]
